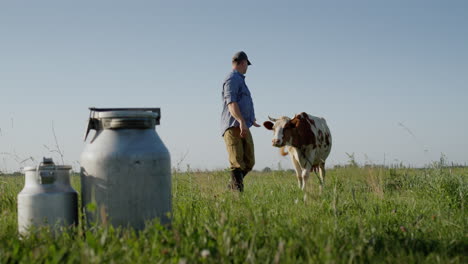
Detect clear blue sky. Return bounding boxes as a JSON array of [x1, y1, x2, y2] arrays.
[[1, 0, 467, 172]]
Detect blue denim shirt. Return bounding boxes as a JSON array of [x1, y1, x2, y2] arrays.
[[220, 70, 256, 136]]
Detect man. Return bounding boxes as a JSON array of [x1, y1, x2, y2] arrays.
[[221, 51, 260, 192]]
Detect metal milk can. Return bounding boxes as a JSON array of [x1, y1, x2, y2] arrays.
[[80, 108, 171, 230], [18, 158, 78, 235]]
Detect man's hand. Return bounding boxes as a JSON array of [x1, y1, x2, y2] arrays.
[[240, 121, 249, 138], [228, 102, 249, 138], [241, 121, 260, 138]]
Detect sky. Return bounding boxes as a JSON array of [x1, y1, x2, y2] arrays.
[[1, 0, 467, 172]]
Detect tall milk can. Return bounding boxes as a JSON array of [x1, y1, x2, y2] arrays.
[[80, 108, 171, 230], [18, 158, 78, 235]]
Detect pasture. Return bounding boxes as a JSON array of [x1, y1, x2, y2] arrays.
[[0, 165, 467, 263]]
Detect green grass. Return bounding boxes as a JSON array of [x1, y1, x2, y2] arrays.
[[0, 166, 467, 263]]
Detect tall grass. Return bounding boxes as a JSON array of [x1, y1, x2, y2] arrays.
[[0, 166, 466, 263]]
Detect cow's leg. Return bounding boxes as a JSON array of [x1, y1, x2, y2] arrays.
[[317, 163, 326, 194], [290, 153, 303, 189], [301, 167, 311, 191]]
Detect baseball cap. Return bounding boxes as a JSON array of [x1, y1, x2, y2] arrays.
[[232, 51, 252, 65]]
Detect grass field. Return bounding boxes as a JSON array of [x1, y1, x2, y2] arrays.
[[0, 165, 467, 263]]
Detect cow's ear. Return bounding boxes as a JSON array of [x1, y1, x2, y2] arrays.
[[287, 118, 299, 128], [263, 121, 274, 130]]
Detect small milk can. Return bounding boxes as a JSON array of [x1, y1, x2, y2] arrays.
[[80, 108, 171, 230], [18, 158, 78, 235]]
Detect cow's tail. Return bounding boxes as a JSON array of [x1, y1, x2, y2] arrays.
[[280, 146, 289, 156]]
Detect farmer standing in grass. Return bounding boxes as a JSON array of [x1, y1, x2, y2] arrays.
[[221, 51, 260, 192]]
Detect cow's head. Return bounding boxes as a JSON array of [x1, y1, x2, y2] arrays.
[[263, 116, 295, 147], [263, 113, 317, 149]]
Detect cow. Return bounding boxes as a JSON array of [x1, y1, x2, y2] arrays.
[[263, 112, 332, 192]]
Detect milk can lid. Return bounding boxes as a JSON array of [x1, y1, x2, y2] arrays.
[[95, 111, 158, 119], [89, 107, 160, 120], [23, 157, 72, 172]]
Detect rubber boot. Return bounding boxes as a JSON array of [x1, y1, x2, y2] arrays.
[[234, 169, 244, 192], [228, 170, 237, 190], [228, 169, 244, 192]]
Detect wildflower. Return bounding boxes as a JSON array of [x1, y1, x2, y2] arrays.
[[201, 249, 210, 258]]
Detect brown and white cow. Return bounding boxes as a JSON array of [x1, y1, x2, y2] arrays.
[[263, 112, 332, 192]]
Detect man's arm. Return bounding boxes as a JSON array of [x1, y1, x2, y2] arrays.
[[228, 102, 248, 138]]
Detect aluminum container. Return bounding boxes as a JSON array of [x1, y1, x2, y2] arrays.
[[18, 158, 78, 235], [80, 108, 171, 230]]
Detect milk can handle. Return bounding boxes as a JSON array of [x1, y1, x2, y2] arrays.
[[36, 162, 56, 185], [84, 117, 99, 141]]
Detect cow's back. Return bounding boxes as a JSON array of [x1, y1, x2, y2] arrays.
[[306, 114, 332, 164]]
